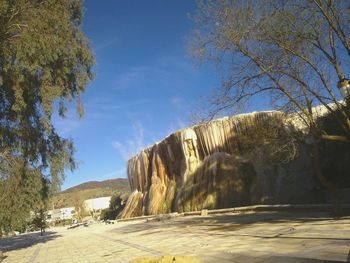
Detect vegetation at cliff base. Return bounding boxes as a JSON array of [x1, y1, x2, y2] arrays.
[[100, 193, 129, 220]]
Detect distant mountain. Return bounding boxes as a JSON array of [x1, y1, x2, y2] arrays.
[[62, 178, 130, 193], [50, 178, 130, 209]]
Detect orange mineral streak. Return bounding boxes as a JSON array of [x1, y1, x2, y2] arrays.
[[119, 108, 329, 219]]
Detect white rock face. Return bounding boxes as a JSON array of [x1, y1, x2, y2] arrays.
[[120, 107, 333, 218]]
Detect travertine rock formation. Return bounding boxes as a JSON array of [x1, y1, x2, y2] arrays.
[[119, 111, 317, 218]]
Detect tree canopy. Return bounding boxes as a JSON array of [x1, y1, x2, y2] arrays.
[[0, 0, 94, 187], [0, 153, 48, 233], [0, 0, 94, 232]]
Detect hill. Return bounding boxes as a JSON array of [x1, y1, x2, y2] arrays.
[[62, 179, 130, 193], [50, 178, 130, 209]]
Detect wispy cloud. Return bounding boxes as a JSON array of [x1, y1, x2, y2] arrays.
[[163, 117, 188, 138], [103, 56, 206, 142], [171, 96, 188, 111], [94, 37, 119, 52], [99, 168, 127, 180], [53, 98, 150, 136], [53, 106, 82, 137], [176, 118, 188, 129], [85, 98, 152, 119], [114, 66, 147, 90], [114, 66, 170, 90], [112, 121, 145, 160], [113, 55, 198, 91]]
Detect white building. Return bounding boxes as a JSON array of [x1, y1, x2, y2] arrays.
[[83, 196, 111, 212], [46, 207, 76, 222]]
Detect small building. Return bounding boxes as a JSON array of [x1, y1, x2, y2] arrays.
[[83, 196, 111, 212], [46, 207, 76, 223]]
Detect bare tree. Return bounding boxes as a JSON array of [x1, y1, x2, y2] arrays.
[[191, 0, 350, 207], [71, 193, 86, 221]]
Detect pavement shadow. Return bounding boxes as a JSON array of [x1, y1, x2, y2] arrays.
[[0, 231, 61, 252], [113, 212, 275, 235], [114, 211, 350, 238], [200, 252, 345, 263], [0, 253, 7, 263]]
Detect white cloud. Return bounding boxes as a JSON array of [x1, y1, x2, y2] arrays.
[[163, 117, 188, 138], [176, 118, 187, 129], [114, 66, 161, 90], [171, 96, 187, 110], [53, 110, 82, 137], [100, 168, 127, 180], [113, 55, 197, 91], [114, 66, 149, 90], [94, 37, 119, 52], [112, 121, 145, 160]]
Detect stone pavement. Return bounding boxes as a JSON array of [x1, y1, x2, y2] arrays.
[[0, 211, 349, 263]]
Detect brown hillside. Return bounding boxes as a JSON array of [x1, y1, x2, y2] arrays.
[[50, 178, 130, 209]]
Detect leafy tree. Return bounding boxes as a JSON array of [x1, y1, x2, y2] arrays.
[[0, 153, 48, 234], [191, 0, 350, 205], [0, 0, 94, 231], [101, 193, 129, 220], [30, 209, 47, 236], [0, 0, 94, 189]]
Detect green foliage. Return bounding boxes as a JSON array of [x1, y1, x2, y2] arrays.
[[109, 194, 123, 210], [0, 154, 49, 233], [30, 209, 47, 234], [49, 218, 72, 227], [100, 208, 117, 221], [0, 0, 94, 232], [0, 0, 94, 189], [100, 193, 129, 220]]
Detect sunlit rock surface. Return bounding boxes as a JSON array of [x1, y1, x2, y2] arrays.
[[120, 111, 317, 218]]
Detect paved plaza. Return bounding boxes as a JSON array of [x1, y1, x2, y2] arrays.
[[0, 211, 350, 263]]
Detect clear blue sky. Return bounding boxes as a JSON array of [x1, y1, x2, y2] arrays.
[[56, 0, 266, 190]]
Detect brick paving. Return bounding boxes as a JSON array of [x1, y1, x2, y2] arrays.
[[0, 211, 349, 263]]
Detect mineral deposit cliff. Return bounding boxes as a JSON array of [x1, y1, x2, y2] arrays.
[[119, 111, 318, 219]]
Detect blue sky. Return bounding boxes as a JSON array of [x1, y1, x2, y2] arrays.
[[54, 0, 214, 189], [56, 0, 268, 190]]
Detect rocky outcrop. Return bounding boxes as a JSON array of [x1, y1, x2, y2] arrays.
[[119, 111, 317, 218]]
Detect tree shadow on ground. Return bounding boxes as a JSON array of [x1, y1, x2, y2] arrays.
[[0, 231, 61, 252], [0, 252, 7, 262], [114, 211, 350, 240]]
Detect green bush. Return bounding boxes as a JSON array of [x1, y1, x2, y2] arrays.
[[100, 193, 129, 220]]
